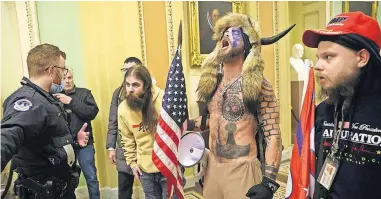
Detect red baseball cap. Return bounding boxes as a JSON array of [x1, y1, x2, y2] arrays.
[[303, 11, 381, 48]]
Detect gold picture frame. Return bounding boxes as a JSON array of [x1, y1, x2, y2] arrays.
[[188, 1, 245, 68], [343, 1, 378, 19]]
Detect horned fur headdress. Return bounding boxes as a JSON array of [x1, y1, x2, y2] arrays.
[[197, 13, 295, 107]]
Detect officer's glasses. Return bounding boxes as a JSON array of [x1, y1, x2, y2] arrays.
[[120, 67, 131, 73], [52, 65, 69, 76]]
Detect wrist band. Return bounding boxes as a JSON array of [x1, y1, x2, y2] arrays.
[[262, 176, 280, 193]]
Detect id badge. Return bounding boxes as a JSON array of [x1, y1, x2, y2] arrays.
[[317, 155, 340, 190]]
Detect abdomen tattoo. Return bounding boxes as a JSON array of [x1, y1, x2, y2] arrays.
[[216, 122, 250, 159]]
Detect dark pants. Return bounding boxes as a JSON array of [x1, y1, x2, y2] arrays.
[[140, 167, 186, 199], [77, 144, 100, 199], [118, 171, 134, 199], [140, 171, 168, 199]]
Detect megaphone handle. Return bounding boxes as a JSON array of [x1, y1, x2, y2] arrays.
[[196, 164, 204, 188]]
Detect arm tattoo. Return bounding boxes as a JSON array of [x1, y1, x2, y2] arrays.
[[260, 79, 282, 180]]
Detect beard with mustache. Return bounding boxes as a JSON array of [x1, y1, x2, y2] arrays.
[[217, 45, 244, 63], [318, 71, 361, 105], [126, 92, 145, 111]]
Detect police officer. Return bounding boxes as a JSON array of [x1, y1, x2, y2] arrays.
[[1, 44, 89, 199]]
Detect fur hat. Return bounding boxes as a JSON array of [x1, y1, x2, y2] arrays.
[[197, 13, 295, 106]]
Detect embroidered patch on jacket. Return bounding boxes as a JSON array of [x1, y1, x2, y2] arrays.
[[13, 99, 33, 111]]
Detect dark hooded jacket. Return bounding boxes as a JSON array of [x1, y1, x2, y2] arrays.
[[314, 45, 381, 199]]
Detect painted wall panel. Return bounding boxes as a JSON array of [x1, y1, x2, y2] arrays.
[[36, 1, 85, 87]]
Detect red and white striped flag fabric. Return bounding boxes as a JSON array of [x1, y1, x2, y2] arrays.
[[285, 67, 316, 199], [152, 43, 187, 199]]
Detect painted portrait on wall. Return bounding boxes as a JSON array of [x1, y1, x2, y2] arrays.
[[198, 1, 232, 54], [343, 1, 378, 19]]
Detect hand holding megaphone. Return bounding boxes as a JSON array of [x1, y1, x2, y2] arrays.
[[188, 116, 209, 132]]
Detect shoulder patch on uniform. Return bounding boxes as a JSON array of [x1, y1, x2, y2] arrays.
[[13, 99, 33, 111]]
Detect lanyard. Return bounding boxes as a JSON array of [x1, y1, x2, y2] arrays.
[[330, 97, 354, 160], [330, 105, 345, 160]]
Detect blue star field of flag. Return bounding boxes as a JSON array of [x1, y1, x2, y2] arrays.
[[162, 47, 189, 127]]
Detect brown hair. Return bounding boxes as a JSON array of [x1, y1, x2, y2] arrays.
[[124, 65, 158, 132], [61, 51, 67, 59], [27, 44, 65, 77]]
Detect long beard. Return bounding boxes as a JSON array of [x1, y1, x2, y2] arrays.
[[318, 72, 360, 104], [218, 47, 244, 63], [126, 93, 144, 111]]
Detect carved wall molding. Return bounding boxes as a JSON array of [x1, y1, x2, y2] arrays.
[[273, 1, 280, 101], [330, 1, 334, 19], [165, 1, 175, 62], [15, 1, 40, 77], [137, 1, 147, 66], [256, 1, 260, 21], [303, 11, 320, 30]]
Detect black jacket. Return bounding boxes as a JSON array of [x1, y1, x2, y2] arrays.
[[62, 86, 99, 145], [1, 77, 78, 177], [314, 61, 381, 199], [106, 86, 126, 154]]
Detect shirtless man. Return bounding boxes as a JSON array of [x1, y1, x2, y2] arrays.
[[188, 13, 294, 199]]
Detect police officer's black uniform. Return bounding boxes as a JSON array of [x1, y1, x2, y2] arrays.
[[1, 77, 81, 199]]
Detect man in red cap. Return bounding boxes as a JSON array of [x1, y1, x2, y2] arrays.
[[303, 11, 381, 199]]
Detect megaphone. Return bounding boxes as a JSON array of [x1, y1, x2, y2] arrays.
[[178, 132, 208, 167], [178, 131, 210, 187]]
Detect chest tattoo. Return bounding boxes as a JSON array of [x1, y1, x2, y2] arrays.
[[215, 79, 251, 159], [222, 79, 244, 122]]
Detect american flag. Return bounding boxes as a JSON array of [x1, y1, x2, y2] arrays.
[[152, 45, 187, 199], [285, 67, 316, 199]]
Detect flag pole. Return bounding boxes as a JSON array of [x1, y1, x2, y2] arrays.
[[177, 20, 183, 57]]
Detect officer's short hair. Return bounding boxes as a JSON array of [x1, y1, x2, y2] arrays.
[[27, 44, 65, 77], [124, 57, 142, 65], [61, 51, 67, 60]]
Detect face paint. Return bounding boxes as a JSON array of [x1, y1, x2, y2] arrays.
[[231, 28, 242, 48], [218, 27, 245, 62]]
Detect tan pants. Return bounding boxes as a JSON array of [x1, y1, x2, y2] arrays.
[[203, 153, 262, 199]]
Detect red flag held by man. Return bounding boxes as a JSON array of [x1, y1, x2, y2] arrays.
[[285, 67, 316, 199]]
